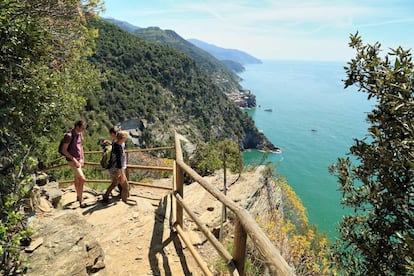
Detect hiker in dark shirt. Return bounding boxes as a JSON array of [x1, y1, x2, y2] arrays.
[[103, 130, 129, 203], [102, 126, 123, 202], [61, 120, 87, 208]]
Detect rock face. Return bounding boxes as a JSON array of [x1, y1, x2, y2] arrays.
[[25, 174, 63, 212], [25, 212, 105, 276], [243, 129, 281, 152], [40, 181, 62, 208], [183, 166, 282, 228]]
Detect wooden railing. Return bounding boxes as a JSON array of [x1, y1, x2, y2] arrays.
[[43, 133, 293, 275], [173, 134, 293, 276]]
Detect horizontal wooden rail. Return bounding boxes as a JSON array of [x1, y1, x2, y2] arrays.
[[42, 163, 69, 172], [82, 162, 173, 172], [84, 146, 175, 155], [45, 146, 174, 164], [45, 156, 65, 165], [128, 181, 172, 190], [43, 161, 172, 172], [59, 179, 112, 185], [125, 146, 175, 153], [127, 164, 173, 172]]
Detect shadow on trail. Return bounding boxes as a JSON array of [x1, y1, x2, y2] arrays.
[[149, 195, 192, 276], [60, 195, 137, 216]]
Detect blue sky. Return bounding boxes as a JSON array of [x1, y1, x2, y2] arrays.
[[102, 0, 414, 62]]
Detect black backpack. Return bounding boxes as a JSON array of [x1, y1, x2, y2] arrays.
[[58, 131, 75, 157]]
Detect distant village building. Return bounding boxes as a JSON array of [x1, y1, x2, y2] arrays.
[[227, 89, 256, 108]]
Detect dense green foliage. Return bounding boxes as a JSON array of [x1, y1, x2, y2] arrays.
[[190, 139, 242, 176], [0, 0, 102, 273], [0, 0, 99, 148], [87, 18, 267, 150], [134, 26, 242, 92], [329, 33, 414, 275]]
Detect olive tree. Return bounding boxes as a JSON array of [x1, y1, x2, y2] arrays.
[[190, 139, 243, 177], [329, 33, 414, 275]]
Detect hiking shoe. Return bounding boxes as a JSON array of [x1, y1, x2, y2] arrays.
[[116, 184, 123, 193], [102, 196, 109, 204], [80, 202, 88, 208]]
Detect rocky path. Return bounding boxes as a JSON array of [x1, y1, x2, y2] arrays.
[[25, 167, 269, 276], [26, 178, 205, 276]]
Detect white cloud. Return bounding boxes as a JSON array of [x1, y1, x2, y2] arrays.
[[103, 0, 414, 61]]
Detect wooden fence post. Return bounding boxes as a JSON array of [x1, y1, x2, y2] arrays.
[[233, 216, 247, 276], [174, 133, 184, 228], [174, 161, 184, 227]]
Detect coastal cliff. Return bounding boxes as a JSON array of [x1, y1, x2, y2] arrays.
[[243, 128, 280, 152]]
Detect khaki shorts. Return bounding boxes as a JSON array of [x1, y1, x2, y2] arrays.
[[68, 161, 85, 178]]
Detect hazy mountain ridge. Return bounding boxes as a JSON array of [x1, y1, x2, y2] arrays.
[[103, 17, 141, 33], [102, 17, 261, 72], [187, 38, 262, 65]]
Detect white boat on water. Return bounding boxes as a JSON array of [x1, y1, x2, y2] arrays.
[[264, 108, 272, 112]]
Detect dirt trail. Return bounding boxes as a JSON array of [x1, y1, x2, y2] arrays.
[[61, 178, 204, 276]]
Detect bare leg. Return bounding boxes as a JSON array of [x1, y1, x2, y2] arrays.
[[74, 178, 80, 201], [70, 162, 86, 206], [75, 175, 85, 206], [103, 173, 118, 201], [120, 180, 129, 203]]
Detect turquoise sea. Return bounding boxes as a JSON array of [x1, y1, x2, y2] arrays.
[[240, 60, 373, 240]]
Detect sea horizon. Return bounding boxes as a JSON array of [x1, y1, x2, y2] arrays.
[[240, 59, 373, 240]]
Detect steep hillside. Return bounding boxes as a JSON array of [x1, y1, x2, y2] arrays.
[[87, 18, 277, 152], [133, 27, 242, 93], [102, 18, 241, 93]]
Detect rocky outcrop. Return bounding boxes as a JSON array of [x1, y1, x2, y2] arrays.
[[242, 129, 281, 152], [183, 166, 283, 229], [25, 212, 105, 275], [24, 173, 105, 275]]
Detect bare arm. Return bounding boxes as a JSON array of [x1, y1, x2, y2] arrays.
[[80, 144, 84, 166], [62, 141, 80, 168], [61, 142, 73, 161]]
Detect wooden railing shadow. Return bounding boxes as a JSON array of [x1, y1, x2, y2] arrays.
[[149, 195, 193, 276], [42, 133, 294, 276]]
